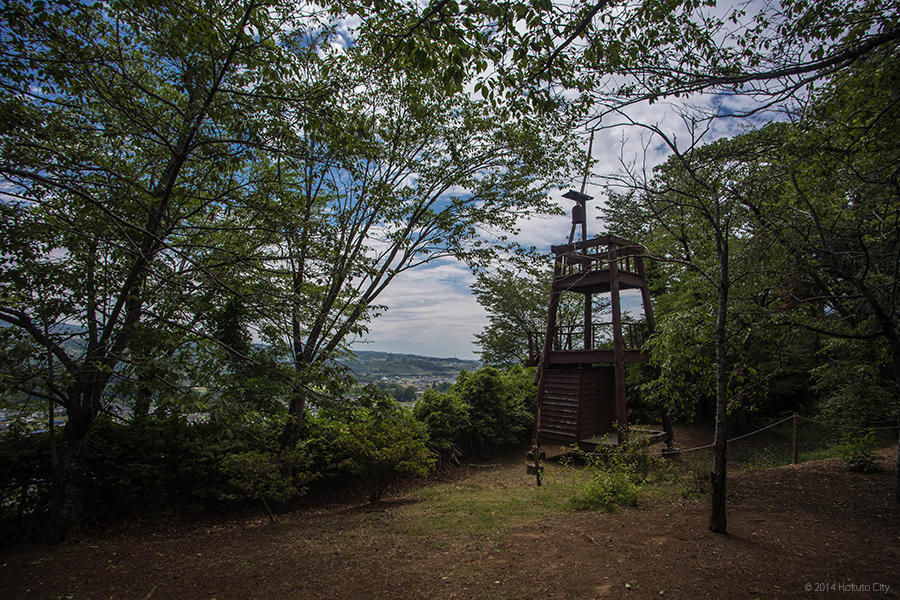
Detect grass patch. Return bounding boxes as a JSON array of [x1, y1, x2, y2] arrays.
[[398, 461, 590, 538]]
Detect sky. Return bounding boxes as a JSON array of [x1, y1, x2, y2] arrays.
[[349, 0, 782, 361], [355, 96, 744, 360]]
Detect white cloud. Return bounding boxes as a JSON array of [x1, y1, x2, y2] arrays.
[[354, 80, 777, 360], [353, 259, 487, 359]]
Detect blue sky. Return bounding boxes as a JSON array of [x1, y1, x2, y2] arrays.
[[354, 92, 764, 360]]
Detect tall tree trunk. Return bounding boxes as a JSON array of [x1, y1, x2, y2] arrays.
[[888, 333, 900, 504], [280, 390, 306, 450], [709, 280, 729, 533], [133, 376, 153, 421], [48, 390, 95, 541], [895, 415, 899, 504]]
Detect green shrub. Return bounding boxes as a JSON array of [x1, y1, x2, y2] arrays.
[[411, 366, 536, 459], [835, 429, 884, 472], [413, 389, 469, 457], [298, 415, 353, 482], [82, 415, 284, 516], [568, 468, 639, 511], [0, 430, 53, 538], [340, 389, 436, 503], [453, 366, 534, 456], [221, 449, 311, 521], [566, 435, 648, 512]]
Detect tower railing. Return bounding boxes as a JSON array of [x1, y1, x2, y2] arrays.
[[526, 321, 650, 364], [551, 236, 646, 280]]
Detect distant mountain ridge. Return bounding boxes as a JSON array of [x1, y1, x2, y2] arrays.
[[342, 350, 480, 381]]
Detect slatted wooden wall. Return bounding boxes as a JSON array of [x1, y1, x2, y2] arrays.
[[539, 367, 615, 444], [539, 369, 580, 442]]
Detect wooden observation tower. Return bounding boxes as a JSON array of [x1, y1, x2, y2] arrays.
[[528, 191, 674, 453]]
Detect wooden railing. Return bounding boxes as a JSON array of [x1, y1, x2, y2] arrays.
[[550, 237, 645, 280], [526, 321, 650, 363]]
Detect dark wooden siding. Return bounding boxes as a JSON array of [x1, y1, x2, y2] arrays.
[[578, 371, 598, 440], [539, 369, 581, 442], [539, 366, 616, 444]]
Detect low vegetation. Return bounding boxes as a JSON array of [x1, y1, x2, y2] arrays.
[[0, 366, 537, 539]]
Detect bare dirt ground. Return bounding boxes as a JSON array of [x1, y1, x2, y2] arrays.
[[2, 426, 898, 600]]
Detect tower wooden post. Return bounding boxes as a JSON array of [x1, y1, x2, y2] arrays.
[[607, 243, 627, 431]]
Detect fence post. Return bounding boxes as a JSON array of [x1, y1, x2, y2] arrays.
[[792, 413, 799, 465]]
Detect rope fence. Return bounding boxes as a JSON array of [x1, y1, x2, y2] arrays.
[[668, 413, 899, 460], [797, 416, 899, 431]]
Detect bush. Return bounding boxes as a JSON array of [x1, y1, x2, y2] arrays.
[[813, 337, 897, 427], [0, 412, 303, 536], [221, 449, 311, 521], [340, 389, 435, 503], [413, 389, 469, 457], [82, 415, 288, 517], [566, 436, 648, 512], [835, 429, 884, 472], [298, 414, 353, 483], [412, 366, 536, 459], [0, 430, 53, 539], [454, 366, 534, 455], [568, 469, 639, 511]]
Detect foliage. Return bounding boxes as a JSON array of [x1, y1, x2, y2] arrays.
[[746, 48, 900, 414], [472, 263, 550, 367], [812, 337, 897, 427], [0, 413, 294, 538], [376, 382, 419, 404], [0, 0, 340, 535], [1, 0, 897, 538], [0, 0, 583, 534], [835, 430, 885, 473], [454, 366, 534, 455], [566, 440, 648, 512], [490, 0, 899, 117], [339, 388, 435, 503], [473, 258, 603, 367], [568, 469, 639, 512], [413, 388, 469, 456], [413, 366, 536, 458], [0, 428, 53, 537], [221, 449, 311, 521], [605, 45, 900, 428]]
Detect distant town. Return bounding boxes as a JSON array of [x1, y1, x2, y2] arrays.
[[0, 350, 481, 432]]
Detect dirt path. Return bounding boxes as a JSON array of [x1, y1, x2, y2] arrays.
[[2, 442, 898, 599]]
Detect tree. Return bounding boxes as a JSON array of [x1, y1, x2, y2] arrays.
[[745, 49, 900, 392], [603, 124, 780, 533], [735, 47, 900, 499], [212, 39, 579, 449], [485, 0, 900, 119], [0, 0, 330, 537], [472, 255, 599, 366]]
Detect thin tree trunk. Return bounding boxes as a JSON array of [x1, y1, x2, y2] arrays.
[[886, 333, 900, 503], [48, 397, 58, 472], [895, 416, 899, 504], [709, 280, 729, 533]]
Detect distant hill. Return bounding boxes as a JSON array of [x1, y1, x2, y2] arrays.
[[342, 350, 480, 381]]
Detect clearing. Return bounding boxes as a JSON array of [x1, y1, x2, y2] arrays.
[[2, 426, 898, 599]]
